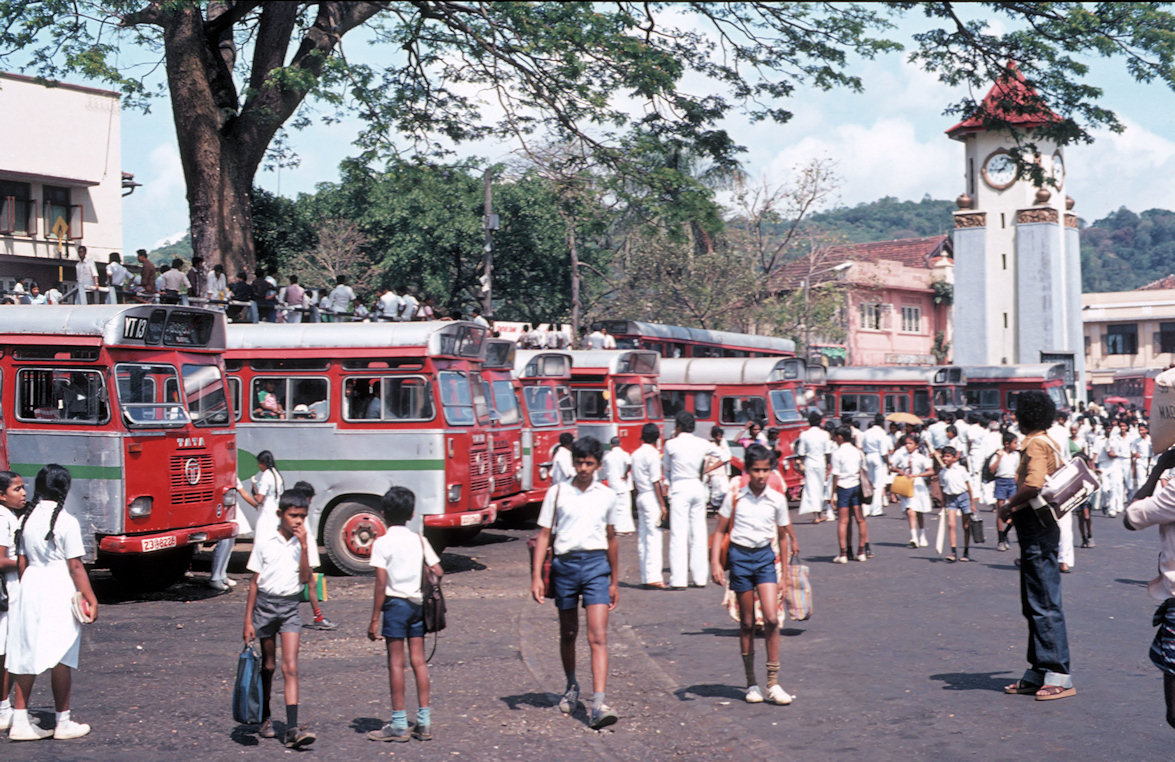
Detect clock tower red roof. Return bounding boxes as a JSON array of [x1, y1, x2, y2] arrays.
[[946, 62, 1062, 139]]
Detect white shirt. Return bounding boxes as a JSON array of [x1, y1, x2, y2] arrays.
[[550, 446, 574, 485], [379, 291, 403, 319], [631, 443, 663, 494], [830, 443, 862, 488], [107, 261, 130, 288], [399, 294, 419, 321], [862, 425, 892, 457], [601, 447, 632, 493], [75, 258, 98, 289], [993, 449, 1020, 479], [892, 448, 932, 477], [205, 271, 228, 299], [719, 485, 790, 548], [247, 531, 314, 597], [1125, 482, 1175, 601], [537, 481, 619, 556], [586, 331, 606, 350], [925, 420, 949, 451], [0, 505, 18, 586], [795, 426, 832, 466], [663, 432, 718, 485], [939, 463, 970, 495], [472, 314, 489, 328], [368, 526, 440, 603], [329, 284, 356, 313]]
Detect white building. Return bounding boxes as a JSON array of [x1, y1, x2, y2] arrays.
[[0, 72, 126, 296], [947, 64, 1085, 401]]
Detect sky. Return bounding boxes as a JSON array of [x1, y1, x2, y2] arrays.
[[110, 12, 1175, 252]]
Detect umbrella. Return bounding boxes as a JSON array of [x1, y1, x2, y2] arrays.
[[885, 412, 923, 426]]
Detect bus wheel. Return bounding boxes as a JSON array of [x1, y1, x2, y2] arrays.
[[323, 501, 385, 576], [108, 546, 195, 592]]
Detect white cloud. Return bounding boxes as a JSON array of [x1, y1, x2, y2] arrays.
[[1069, 118, 1175, 221], [122, 141, 188, 250]]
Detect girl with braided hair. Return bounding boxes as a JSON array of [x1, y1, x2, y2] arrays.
[[0, 470, 27, 731], [7, 464, 98, 741]]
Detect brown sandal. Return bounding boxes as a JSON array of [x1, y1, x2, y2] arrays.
[[1035, 685, 1076, 701], [1004, 680, 1041, 695]]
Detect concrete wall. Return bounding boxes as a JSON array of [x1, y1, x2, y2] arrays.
[[951, 224, 988, 364]]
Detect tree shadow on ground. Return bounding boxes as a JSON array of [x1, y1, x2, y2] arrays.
[[674, 683, 745, 702], [1115, 578, 1149, 588], [928, 671, 1014, 692], [500, 691, 557, 711], [348, 717, 384, 734]]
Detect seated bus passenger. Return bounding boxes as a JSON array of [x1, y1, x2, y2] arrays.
[[255, 380, 285, 419]]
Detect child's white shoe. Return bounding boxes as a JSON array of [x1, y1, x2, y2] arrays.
[[10, 719, 52, 741], [766, 684, 794, 705], [53, 718, 91, 740], [0, 709, 12, 731]]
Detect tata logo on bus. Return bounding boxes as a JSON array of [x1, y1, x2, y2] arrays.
[[184, 458, 202, 486], [177, 437, 205, 448], [123, 316, 149, 340]]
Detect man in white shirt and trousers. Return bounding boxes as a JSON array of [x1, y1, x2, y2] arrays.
[[631, 423, 667, 587], [1047, 413, 1076, 572], [663, 411, 719, 589], [75, 245, 98, 304], [601, 437, 635, 534], [862, 413, 892, 517], [795, 412, 832, 524]]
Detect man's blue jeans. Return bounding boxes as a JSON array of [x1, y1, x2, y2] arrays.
[[1012, 509, 1073, 688]]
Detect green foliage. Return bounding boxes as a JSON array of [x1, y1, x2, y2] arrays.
[[931, 280, 954, 306], [807, 197, 957, 242], [148, 234, 193, 265], [1081, 207, 1175, 291]]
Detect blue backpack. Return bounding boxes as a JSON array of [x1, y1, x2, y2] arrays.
[[232, 643, 263, 724]]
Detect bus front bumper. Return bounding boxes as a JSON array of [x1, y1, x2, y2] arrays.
[[424, 505, 498, 530], [98, 521, 238, 554]]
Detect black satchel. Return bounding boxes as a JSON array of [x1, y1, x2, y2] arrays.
[[969, 514, 986, 544], [420, 537, 446, 633]]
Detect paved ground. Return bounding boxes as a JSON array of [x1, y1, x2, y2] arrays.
[[4, 504, 1172, 760]]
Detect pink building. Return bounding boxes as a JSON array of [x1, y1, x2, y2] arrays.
[[777, 235, 954, 366]]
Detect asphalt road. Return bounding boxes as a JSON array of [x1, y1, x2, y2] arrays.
[[4, 504, 1172, 760]]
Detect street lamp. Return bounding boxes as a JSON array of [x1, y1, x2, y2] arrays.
[[803, 261, 853, 361]]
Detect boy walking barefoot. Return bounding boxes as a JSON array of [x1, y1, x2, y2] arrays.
[[243, 490, 317, 749], [530, 436, 621, 730], [366, 487, 441, 743], [710, 444, 794, 706]]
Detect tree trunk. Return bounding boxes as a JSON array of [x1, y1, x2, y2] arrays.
[[564, 211, 581, 341]]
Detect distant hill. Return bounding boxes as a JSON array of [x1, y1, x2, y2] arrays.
[[1079, 207, 1175, 292], [148, 234, 193, 265], [808, 196, 956, 243]]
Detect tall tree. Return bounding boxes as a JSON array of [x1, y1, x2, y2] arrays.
[[4, 2, 1175, 274]]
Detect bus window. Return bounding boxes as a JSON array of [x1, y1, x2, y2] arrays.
[[884, 394, 910, 414], [523, 386, 560, 427], [557, 385, 576, 424], [720, 396, 767, 425], [576, 390, 610, 420], [1048, 385, 1069, 410], [1006, 391, 1021, 412], [227, 377, 242, 421], [661, 391, 687, 419], [115, 363, 188, 426], [913, 389, 931, 418], [17, 369, 109, 424], [182, 364, 231, 426], [439, 370, 488, 426], [933, 388, 954, 408], [769, 389, 801, 423], [840, 394, 880, 416], [693, 391, 713, 420], [489, 379, 521, 425], [644, 383, 662, 420], [345, 377, 382, 419], [963, 389, 999, 409], [345, 376, 434, 422], [615, 382, 645, 420], [470, 374, 491, 425], [251, 377, 328, 421]]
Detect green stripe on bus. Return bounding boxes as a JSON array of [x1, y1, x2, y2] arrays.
[[236, 452, 446, 479], [11, 463, 121, 480]]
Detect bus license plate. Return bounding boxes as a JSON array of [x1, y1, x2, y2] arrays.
[[142, 536, 178, 552], [460, 514, 480, 527]]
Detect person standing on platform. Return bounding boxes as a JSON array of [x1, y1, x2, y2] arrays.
[[74, 246, 98, 305], [663, 411, 719, 589], [105, 253, 129, 304], [795, 412, 832, 524]]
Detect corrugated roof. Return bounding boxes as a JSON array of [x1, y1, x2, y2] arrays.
[[1136, 274, 1175, 291], [772, 235, 951, 290]]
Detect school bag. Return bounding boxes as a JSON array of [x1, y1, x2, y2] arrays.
[[420, 536, 446, 633], [783, 555, 812, 621], [232, 642, 264, 725], [1029, 436, 1100, 521], [981, 451, 999, 483]]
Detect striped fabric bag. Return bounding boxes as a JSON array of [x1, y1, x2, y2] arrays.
[[783, 556, 812, 621]]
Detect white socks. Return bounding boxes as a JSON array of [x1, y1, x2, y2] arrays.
[[56, 710, 71, 724]]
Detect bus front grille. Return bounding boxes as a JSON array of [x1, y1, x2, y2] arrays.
[[469, 441, 490, 495], [169, 454, 216, 505]]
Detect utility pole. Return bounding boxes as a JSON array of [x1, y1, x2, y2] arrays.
[[482, 168, 498, 320]]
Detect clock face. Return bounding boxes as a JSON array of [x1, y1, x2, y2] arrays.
[[982, 151, 1017, 189], [1051, 151, 1065, 188]]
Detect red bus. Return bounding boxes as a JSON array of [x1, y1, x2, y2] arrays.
[[567, 350, 662, 452], [513, 350, 577, 505], [224, 321, 495, 574], [961, 364, 1071, 416], [482, 338, 526, 515], [601, 320, 796, 358], [821, 365, 967, 427], [658, 357, 822, 499], [1, 305, 238, 588], [1109, 368, 1165, 416]]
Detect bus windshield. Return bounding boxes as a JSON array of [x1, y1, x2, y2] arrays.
[[116, 363, 189, 426], [182, 364, 230, 427], [523, 386, 561, 427], [769, 389, 802, 423], [1048, 385, 1069, 410], [490, 379, 521, 425], [439, 371, 489, 426], [615, 381, 650, 421]]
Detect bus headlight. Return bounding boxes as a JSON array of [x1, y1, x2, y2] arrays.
[[539, 465, 550, 481], [129, 496, 153, 517], [222, 489, 237, 506], [447, 485, 462, 503]]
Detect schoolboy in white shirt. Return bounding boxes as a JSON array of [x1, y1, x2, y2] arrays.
[[530, 436, 620, 730], [367, 486, 442, 743], [709, 443, 794, 706], [243, 490, 317, 749], [631, 423, 668, 587], [939, 446, 975, 562]]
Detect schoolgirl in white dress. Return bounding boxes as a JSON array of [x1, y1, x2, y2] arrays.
[[0, 470, 26, 732], [891, 435, 934, 548], [7, 464, 97, 741]]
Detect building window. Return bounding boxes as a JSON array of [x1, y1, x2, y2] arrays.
[[1160, 322, 1175, 354], [901, 306, 921, 333], [0, 180, 32, 235], [43, 185, 70, 238], [860, 303, 884, 330], [1105, 323, 1138, 355]]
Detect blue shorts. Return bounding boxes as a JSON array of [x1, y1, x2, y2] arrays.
[[1151, 599, 1175, 675], [944, 492, 973, 515], [836, 485, 861, 509], [551, 550, 611, 610], [728, 543, 777, 593], [381, 596, 424, 639], [994, 477, 1017, 501]]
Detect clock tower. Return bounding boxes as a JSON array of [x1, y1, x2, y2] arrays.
[[946, 64, 1084, 400]]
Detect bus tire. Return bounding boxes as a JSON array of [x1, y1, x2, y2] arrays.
[[107, 546, 195, 592], [323, 500, 385, 576]]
